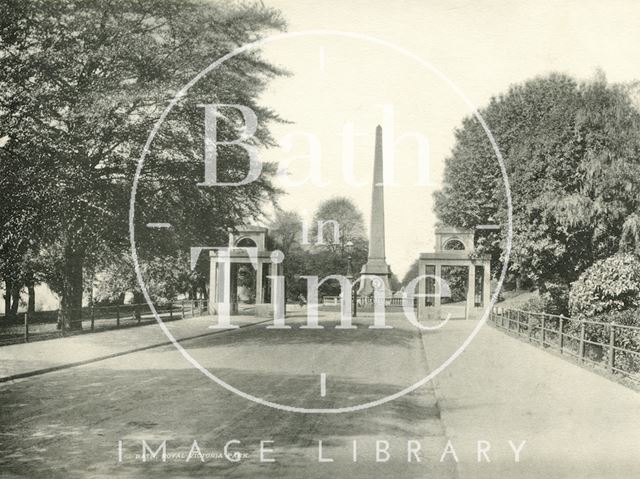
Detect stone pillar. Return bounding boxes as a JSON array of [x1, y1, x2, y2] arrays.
[[217, 252, 232, 317], [434, 263, 442, 308], [466, 265, 475, 319], [270, 262, 284, 320], [417, 261, 426, 319], [230, 264, 238, 315], [208, 254, 218, 314], [255, 261, 264, 304], [483, 260, 491, 309]]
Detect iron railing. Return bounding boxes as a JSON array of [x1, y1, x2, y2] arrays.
[[0, 299, 209, 346], [490, 307, 640, 385]]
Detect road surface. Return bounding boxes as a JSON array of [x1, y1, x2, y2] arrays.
[[1, 311, 638, 478]]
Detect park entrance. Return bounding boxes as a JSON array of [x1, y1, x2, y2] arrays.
[[417, 226, 491, 320], [208, 226, 283, 318]]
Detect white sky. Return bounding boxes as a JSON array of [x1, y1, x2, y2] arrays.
[[255, 0, 640, 277]]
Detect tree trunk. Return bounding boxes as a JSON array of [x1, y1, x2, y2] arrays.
[[4, 279, 11, 320], [62, 240, 85, 330], [515, 276, 522, 291], [536, 279, 547, 295], [10, 285, 20, 317], [27, 284, 35, 314], [132, 291, 144, 320]]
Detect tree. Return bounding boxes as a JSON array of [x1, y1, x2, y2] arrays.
[[93, 251, 195, 305], [268, 210, 305, 300], [269, 210, 303, 255], [307, 197, 368, 296], [401, 259, 420, 287], [0, 0, 286, 326], [435, 73, 640, 305], [311, 197, 366, 254], [389, 272, 401, 292], [266, 199, 370, 299]]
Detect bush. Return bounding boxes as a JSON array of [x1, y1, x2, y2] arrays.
[[569, 253, 640, 318], [521, 283, 569, 315], [566, 309, 640, 374], [521, 295, 547, 313]]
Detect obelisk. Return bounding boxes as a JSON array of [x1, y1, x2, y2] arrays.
[[358, 125, 393, 296]]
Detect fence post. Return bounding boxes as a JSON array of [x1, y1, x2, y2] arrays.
[[116, 304, 120, 328], [169, 302, 173, 320], [181, 300, 185, 319], [527, 313, 533, 342], [136, 304, 141, 324], [90, 306, 95, 331], [190, 300, 194, 318], [579, 321, 585, 362], [60, 309, 65, 336], [540, 314, 545, 347], [608, 323, 616, 374], [559, 315, 564, 354], [24, 312, 29, 343]]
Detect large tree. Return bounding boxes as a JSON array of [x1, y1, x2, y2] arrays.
[[307, 197, 368, 296], [310, 196, 366, 254], [435, 73, 640, 300], [0, 0, 286, 326]]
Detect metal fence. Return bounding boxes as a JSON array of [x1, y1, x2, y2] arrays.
[[0, 299, 209, 346], [490, 307, 640, 385]]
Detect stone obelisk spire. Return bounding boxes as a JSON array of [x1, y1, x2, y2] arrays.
[[358, 125, 393, 296]]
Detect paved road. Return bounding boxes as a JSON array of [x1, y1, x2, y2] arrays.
[[1, 311, 638, 478], [0, 312, 457, 478]]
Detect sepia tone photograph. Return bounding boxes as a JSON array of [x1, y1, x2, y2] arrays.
[[1, 0, 639, 477]]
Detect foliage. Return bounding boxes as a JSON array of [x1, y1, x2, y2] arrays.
[[389, 273, 401, 292], [598, 309, 640, 375], [401, 259, 420, 287], [0, 0, 286, 323], [308, 197, 367, 296], [435, 73, 640, 294], [269, 210, 303, 254], [310, 197, 366, 253], [93, 251, 196, 305], [268, 199, 369, 299], [521, 283, 569, 315], [268, 210, 304, 300], [569, 253, 640, 318], [440, 266, 467, 303], [620, 213, 640, 255]]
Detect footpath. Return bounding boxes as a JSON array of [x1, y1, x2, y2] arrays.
[[421, 320, 640, 479], [0, 314, 263, 381]]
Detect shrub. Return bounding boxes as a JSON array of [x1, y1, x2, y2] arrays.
[[521, 296, 545, 313], [569, 253, 640, 319], [521, 283, 569, 315]]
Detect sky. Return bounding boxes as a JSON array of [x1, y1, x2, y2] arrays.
[[253, 0, 640, 278]]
